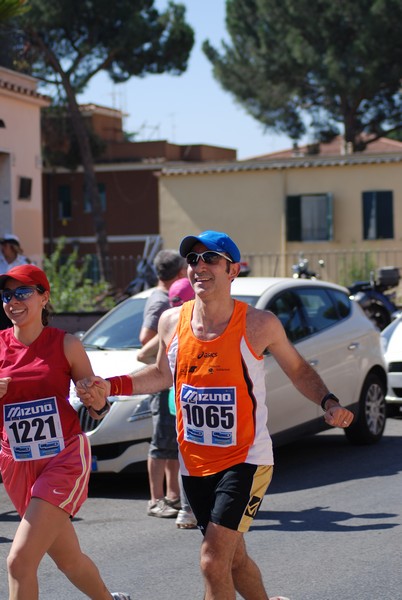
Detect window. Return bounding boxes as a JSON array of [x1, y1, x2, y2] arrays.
[[362, 191, 393, 240], [84, 182, 106, 213], [18, 177, 32, 200], [286, 194, 333, 241], [268, 291, 310, 343], [58, 185, 72, 219]]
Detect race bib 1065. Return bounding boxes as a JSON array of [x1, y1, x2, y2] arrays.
[[180, 384, 237, 446]]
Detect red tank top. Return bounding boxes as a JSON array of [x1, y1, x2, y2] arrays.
[[0, 327, 82, 454]]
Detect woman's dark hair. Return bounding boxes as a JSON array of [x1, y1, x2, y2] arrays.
[[37, 285, 50, 326]]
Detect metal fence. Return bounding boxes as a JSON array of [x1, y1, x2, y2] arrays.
[[242, 248, 402, 287], [102, 248, 402, 296]]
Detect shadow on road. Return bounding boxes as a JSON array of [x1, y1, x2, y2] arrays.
[[252, 505, 399, 533], [269, 428, 402, 495], [88, 471, 149, 499]]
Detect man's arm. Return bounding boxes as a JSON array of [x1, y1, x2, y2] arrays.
[[76, 309, 178, 402], [248, 308, 354, 427]]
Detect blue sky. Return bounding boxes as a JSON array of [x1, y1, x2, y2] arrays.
[[77, 0, 304, 159]]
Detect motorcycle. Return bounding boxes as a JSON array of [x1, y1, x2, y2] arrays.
[[348, 266, 400, 331], [291, 253, 325, 279], [291, 255, 400, 330]]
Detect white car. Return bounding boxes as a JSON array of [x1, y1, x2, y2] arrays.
[[380, 314, 402, 417], [70, 277, 388, 474]]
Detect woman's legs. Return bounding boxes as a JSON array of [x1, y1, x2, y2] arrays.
[[7, 497, 112, 600], [48, 517, 112, 599]]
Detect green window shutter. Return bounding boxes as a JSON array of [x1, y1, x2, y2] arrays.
[[363, 191, 393, 239], [377, 191, 393, 239], [286, 195, 301, 241], [326, 193, 333, 241], [58, 185, 71, 219]]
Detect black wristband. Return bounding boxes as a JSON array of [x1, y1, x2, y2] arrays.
[[92, 400, 110, 416], [320, 392, 340, 412]]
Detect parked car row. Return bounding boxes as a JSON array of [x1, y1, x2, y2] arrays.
[[69, 276, 392, 475]]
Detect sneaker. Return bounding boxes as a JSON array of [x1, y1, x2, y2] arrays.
[[176, 509, 197, 529], [147, 498, 179, 518], [147, 499, 158, 516], [111, 594, 131, 600]]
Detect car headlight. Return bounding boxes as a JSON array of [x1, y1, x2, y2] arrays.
[[127, 396, 152, 422]]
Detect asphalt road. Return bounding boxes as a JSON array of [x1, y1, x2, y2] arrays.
[[0, 418, 401, 600]]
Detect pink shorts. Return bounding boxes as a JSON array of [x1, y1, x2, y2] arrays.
[[0, 433, 91, 517]]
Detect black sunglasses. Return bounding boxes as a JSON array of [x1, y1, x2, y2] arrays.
[[186, 251, 233, 266], [1, 286, 41, 304]]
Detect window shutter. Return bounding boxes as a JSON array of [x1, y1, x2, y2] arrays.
[[286, 195, 301, 241], [362, 191, 375, 239], [326, 193, 333, 240], [377, 191, 393, 239]]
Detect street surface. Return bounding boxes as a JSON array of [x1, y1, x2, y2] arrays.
[[0, 418, 401, 600]]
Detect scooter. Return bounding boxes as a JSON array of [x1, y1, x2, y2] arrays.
[[291, 256, 400, 330], [348, 267, 400, 331], [291, 253, 325, 279]]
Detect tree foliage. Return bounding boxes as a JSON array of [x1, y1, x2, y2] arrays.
[[4, 0, 194, 278], [43, 238, 115, 313], [203, 0, 402, 150], [0, 0, 28, 22]]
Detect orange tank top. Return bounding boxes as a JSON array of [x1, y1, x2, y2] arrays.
[[167, 300, 273, 476]]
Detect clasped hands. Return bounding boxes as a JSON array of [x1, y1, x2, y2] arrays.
[[75, 376, 110, 412]]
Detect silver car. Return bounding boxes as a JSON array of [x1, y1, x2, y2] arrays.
[[380, 313, 402, 417], [70, 277, 388, 474]]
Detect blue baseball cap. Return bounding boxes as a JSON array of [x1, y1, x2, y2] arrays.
[[179, 230, 241, 263]]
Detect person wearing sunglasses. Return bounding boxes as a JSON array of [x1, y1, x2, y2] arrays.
[[0, 264, 130, 600], [76, 230, 353, 600]]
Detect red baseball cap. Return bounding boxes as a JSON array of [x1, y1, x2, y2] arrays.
[[0, 264, 50, 291]]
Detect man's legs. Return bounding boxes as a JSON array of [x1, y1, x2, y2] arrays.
[[164, 458, 180, 501], [147, 390, 180, 515], [147, 455, 167, 504], [200, 522, 269, 600]]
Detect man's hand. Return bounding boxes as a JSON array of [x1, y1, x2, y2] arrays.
[[75, 376, 110, 411], [324, 405, 354, 428]]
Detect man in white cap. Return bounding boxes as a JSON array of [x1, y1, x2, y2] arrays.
[[0, 234, 29, 272]]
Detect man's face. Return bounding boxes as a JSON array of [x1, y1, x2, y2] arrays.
[[186, 243, 236, 296], [1, 243, 14, 260]]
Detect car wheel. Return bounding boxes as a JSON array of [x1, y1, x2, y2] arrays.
[[345, 374, 387, 445]]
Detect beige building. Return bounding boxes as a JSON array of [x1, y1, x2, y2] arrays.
[[0, 67, 50, 264], [158, 137, 402, 283]]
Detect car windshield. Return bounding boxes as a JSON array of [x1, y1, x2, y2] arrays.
[[82, 297, 147, 349], [82, 292, 259, 351], [231, 293, 259, 307]]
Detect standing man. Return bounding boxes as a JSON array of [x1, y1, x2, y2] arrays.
[[139, 249, 186, 518], [0, 235, 30, 330], [0, 234, 30, 271], [77, 230, 353, 600]]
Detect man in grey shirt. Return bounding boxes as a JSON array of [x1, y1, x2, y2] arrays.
[[139, 249, 186, 517]]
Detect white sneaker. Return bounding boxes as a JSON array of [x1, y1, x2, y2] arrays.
[[111, 594, 131, 600], [176, 509, 197, 529], [147, 498, 179, 518]]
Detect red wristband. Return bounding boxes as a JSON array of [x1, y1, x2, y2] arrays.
[[106, 375, 133, 397]]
